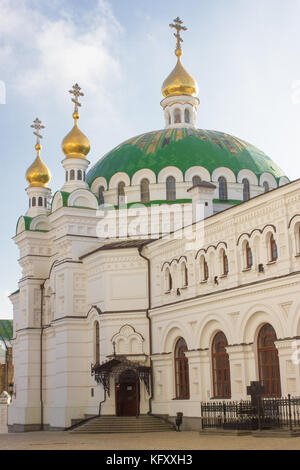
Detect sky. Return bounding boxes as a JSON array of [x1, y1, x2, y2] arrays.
[[1, 0, 300, 319]]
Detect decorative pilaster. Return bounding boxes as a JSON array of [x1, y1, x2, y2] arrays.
[[275, 339, 300, 396], [226, 344, 256, 400]]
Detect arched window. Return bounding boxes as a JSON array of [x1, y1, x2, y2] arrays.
[[77, 170, 82, 181], [270, 234, 278, 262], [66, 171, 68, 182], [174, 108, 181, 124], [70, 170, 75, 181], [94, 322, 100, 364], [167, 112, 171, 125], [222, 251, 229, 276], [212, 332, 231, 399], [140, 178, 150, 203], [218, 177, 228, 201], [174, 338, 190, 399], [203, 259, 209, 281], [296, 224, 300, 254], [263, 181, 270, 193], [258, 324, 281, 397], [38, 197, 43, 207], [32, 197, 36, 207], [181, 263, 188, 287], [83, 171, 86, 182], [166, 176, 176, 201], [242, 179, 250, 201], [44, 198, 47, 208], [165, 268, 172, 293], [99, 186, 105, 206], [245, 241, 253, 269], [184, 108, 190, 123], [192, 175, 202, 187], [118, 181, 125, 199]]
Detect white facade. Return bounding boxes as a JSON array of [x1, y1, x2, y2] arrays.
[[8, 176, 300, 431]]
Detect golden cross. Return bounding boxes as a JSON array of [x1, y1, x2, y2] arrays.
[[169, 17, 187, 52], [69, 83, 84, 113], [31, 118, 45, 145]]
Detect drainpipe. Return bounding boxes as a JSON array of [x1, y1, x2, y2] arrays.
[[40, 283, 45, 431], [99, 389, 107, 416], [138, 246, 153, 414]]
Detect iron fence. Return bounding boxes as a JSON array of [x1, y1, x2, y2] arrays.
[[201, 395, 300, 431]]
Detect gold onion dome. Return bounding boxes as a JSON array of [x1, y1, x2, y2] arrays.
[[26, 143, 51, 188], [162, 53, 198, 98], [62, 112, 90, 159], [62, 84, 90, 159]]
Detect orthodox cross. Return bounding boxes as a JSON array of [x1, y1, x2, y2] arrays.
[[169, 17, 187, 52], [31, 118, 45, 145], [247, 381, 265, 407], [69, 83, 84, 113]]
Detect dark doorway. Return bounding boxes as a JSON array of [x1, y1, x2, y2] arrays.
[[116, 369, 139, 416]]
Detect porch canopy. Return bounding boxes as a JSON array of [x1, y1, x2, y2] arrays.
[[91, 357, 151, 396]]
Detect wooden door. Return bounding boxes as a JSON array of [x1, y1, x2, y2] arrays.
[[116, 370, 139, 416]]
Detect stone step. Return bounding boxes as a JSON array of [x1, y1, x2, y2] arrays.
[[71, 415, 174, 434]]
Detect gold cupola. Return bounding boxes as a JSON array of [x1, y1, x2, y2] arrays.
[[26, 118, 51, 188], [62, 83, 90, 159], [162, 17, 198, 98]]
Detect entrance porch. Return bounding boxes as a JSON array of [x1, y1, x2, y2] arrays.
[[91, 358, 151, 417]]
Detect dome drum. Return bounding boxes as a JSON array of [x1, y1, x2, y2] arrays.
[[26, 185, 51, 218], [161, 95, 199, 129], [61, 156, 90, 192]]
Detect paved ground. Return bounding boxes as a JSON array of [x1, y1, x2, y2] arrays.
[[0, 431, 300, 450]]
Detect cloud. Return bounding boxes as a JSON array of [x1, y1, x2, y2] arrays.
[[0, 0, 123, 106]]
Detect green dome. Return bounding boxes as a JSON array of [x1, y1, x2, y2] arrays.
[[87, 128, 287, 186]]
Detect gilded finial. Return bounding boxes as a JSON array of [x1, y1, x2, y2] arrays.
[[161, 18, 198, 98], [69, 83, 84, 123], [169, 17, 187, 58], [26, 118, 51, 188]]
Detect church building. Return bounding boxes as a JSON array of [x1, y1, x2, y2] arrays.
[[8, 18, 300, 432]]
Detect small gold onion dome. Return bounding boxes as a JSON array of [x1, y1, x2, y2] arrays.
[[26, 144, 51, 188], [162, 50, 198, 98], [62, 112, 90, 159]]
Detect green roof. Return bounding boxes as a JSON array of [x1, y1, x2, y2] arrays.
[[0, 320, 13, 341], [50, 191, 70, 211], [87, 128, 287, 186], [16, 216, 32, 234]]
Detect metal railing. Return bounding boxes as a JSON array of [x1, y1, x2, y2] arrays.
[[201, 395, 300, 431]]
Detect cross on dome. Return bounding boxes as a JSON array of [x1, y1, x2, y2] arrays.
[[169, 17, 187, 55], [69, 83, 84, 115], [31, 118, 45, 146]]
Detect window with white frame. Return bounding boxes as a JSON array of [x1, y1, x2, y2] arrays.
[[166, 176, 176, 201], [218, 177, 228, 201]]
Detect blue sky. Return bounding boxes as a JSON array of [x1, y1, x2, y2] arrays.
[[1, 0, 300, 318]]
